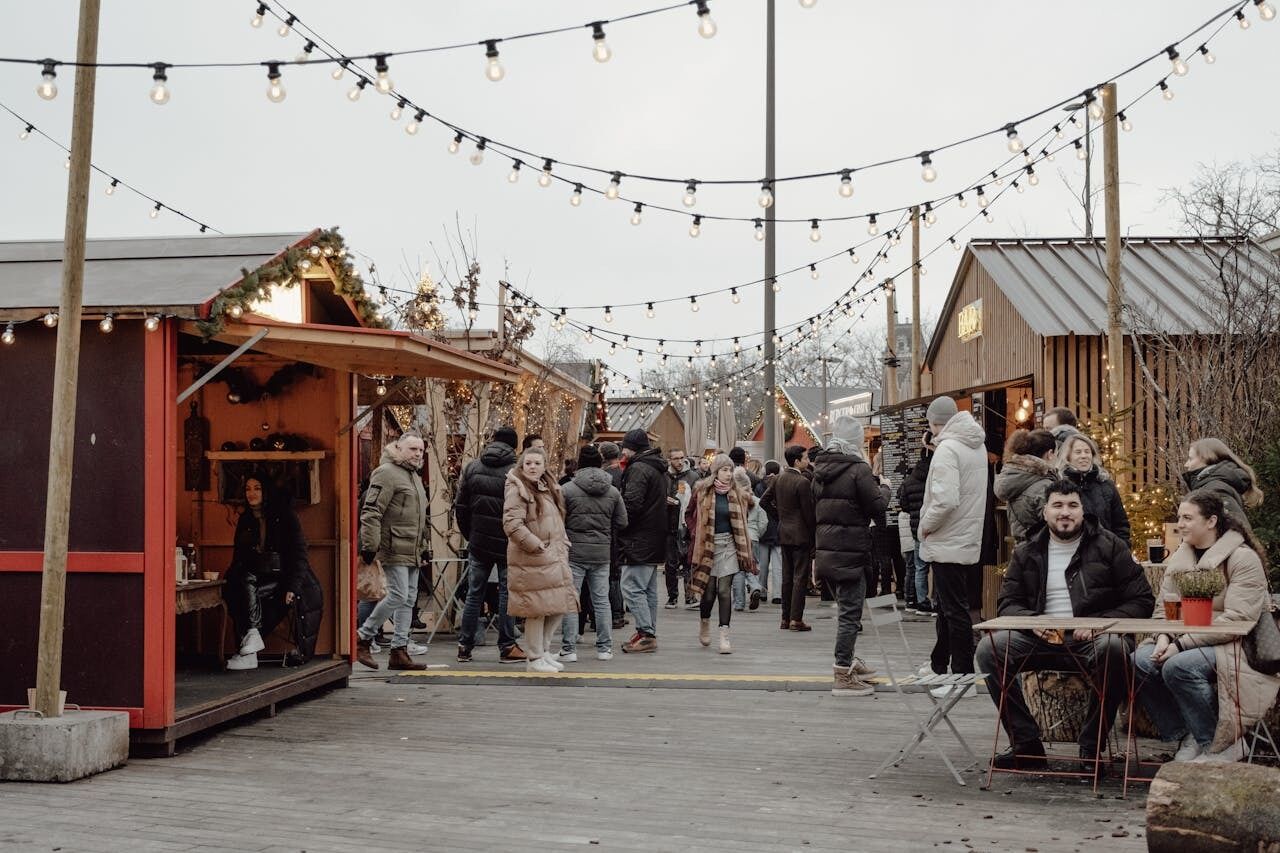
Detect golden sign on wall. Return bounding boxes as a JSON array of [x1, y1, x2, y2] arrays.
[[958, 298, 983, 342]]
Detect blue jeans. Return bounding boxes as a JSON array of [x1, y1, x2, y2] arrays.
[[458, 553, 517, 652], [1132, 644, 1219, 747], [357, 598, 377, 631], [912, 549, 930, 605], [732, 561, 764, 610], [562, 562, 613, 653], [621, 564, 659, 636], [752, 542, 781, 599], [357, 564, 417, 649]]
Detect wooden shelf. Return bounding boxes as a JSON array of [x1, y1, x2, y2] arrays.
[[205, 450, 326, 461]]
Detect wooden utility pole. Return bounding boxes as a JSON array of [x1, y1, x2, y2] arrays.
[[762, 0, 778, 463], [1102, 85, 1123, 412], [34, 0, 101, 718], [910, 206, 922, 399], [883, 279, 898, 406]]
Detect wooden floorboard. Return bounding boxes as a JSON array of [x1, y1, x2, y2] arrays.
[[0, 599, 1151, 851]]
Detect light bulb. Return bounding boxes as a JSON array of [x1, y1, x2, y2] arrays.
[[484, 41, 505, 81], [266, 64, 285, 102], [1005, 125, 1023, 153], [1089, 98, 1105, 120], [250, 4, 265, 28], [757, 183, 774, 209], [374, 54, 393, 93], [838, 170, 854, 197], [809, 220, 821, 242], [606, 173, 621, 200], [683, 182, 697, 208], [867, 215, 879, 236], [926, 207, 938, 225], [731, 289, 740, 304], [229, 304, 244, 319], [800, 0, 817, 6], [150, 204, 161, 219], [1075, 140, 1086, 160], [277, 19, 293, 38], [99, 314, 114, 334], [508, 162, 521, 183], [347, 79, 367, 101], [449, 133, 462, 154], [977, 187, 989, 207], [646, 303, 656, 318], [696, 1, 717, 38], [1200, 44, 1216, 64], [810, 265, 819, 281], [43, 312, 58, 327], [1171, 55, 1189, 77], [630, 203, 643, 226], [149, 65, 170, 105], [570, 184, 583, 206], [470, 139, 486, 165], [957, 193, 968, 208], [390, 104, 403, 121], [295, 42, 314, 63], [539, 160, 553, 187], [848, 250, 859, 264], [376, 382, 388, 397], [1120, 113, 1132, 132], [1238, 10, 1251, 28], [331, 62, 346, 81], [604, 307, 614, 323], [145, 315, 161, 332], [591, 23, 612, 62], [1027, 168, 1039, 187], [405, 111, 422, 135], [690, 297, 700, 313], [1160, 81, 1173, 101], [983, 210, 994, 223], [1, 324, 13, 345], [1259, 0, 1277, 21], [921, 155, 937, 182], [753, 220, 764, 241], [37, 64, 57, 100], [689, 216, 702, 238], [951, 237, 961, 251], [918, 264, 927, 277], [105, 179, 118, 196]]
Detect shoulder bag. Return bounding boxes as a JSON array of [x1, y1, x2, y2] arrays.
[[1243, 600, 1280, 675]]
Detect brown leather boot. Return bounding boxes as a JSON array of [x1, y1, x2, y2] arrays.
[[388, 647, 427, 671], [356, 637, 378, 670], [790, 620, 813, 632]]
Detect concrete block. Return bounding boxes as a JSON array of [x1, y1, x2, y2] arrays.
[[0, 709, 129, 782]]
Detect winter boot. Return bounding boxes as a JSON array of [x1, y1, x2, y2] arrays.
[[355, 637, 378, 670], [699, 618, 711, 647], [387, 647, 427, 671], [718, 626, 732, 654], [832, 664, 874, 697]]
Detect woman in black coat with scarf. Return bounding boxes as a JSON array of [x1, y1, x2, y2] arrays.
[[1057, 433, 1131, 546], [223, 472, 323, 670]]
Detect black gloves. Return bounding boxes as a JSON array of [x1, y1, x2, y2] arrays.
[[360, 550, 376, 565]]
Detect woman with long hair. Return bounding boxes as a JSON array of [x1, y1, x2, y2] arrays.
[[503, 447, 578, 673], [1184, 438, 1264, 533], [223, 472, 322, 670], [685, 454, 758, 654], [994, 428, 1057, 546], [1057, 432, 1131, 546], [1132, 490, 1279, 763]]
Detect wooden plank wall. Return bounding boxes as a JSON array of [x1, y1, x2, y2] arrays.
[[929, 264, 1043, 394]]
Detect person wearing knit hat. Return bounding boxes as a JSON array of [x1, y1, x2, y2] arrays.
[[918, 398, 987, 694], [622, 428, 651, 453], [597, 440, 627, 629], [558, 444, 627, 662], [616, 427, 669, 652], [492, 426, 518, 449], [811, 416, 889, 695]]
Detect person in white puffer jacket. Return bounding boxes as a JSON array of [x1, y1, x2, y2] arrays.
[[918, 396, 988, 682]]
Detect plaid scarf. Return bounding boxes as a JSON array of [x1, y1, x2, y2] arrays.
[[688, 481, 757, 598]]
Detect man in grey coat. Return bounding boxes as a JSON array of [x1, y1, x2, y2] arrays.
[[559, 444, 628, 661], [356, 432, 428, 671]]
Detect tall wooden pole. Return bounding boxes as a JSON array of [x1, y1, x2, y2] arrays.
[[910, 206, 922, 399], [884, 280, 898, 406], [34, 0, 101, 718], [1102, 81, 1124, 489], [762, 0, 778, 463]]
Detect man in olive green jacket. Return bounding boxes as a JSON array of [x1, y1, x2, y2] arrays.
[[356, 432, 428, 671]]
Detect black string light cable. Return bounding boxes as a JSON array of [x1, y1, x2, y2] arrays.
[[0, 102, 220, 235]]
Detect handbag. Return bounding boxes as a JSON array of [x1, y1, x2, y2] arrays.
[[1243, 601, 1280, 675], [356, 556, 387, 602]]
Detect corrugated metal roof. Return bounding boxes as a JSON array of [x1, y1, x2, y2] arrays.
[[964, 236, 1274, 337], [0, 232, 311, 315], [782, 385, 867, 429], [605, 396, 676, 433]]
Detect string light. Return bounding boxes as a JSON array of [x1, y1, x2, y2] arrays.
[[1237, 9, 1251, 29], [376, 380, 388, 396], [390, 98, 406, 121], [373, 53, 393, 93], [1166, 45, 1189, 76], [250, 3, 266, 28], [683, 181, 698, 208], [331, 59, 348, 81], [753, 219, 764, 241], [150, 202, 161, 219], [809, 264, 819, 280], [539, 159, 554, 187], [730, 288, 740, 304], [757, 181, 774, 209], [1258, 0, 1277, 21], [848, 248, 859, 264], [347, 78, 369, 101], [277, 14, 296, 38], [1159, 79, 1174, 100], [570, 183, 583, 206], [265, 62, 285, 102], [920, 152, 937, 182], [37, 61, 57, 100], [690, 295, 699, 313], [591, 22, 612, 62], [1, 323, 14, 345], [228, 304, 244, 319], [484, 40, 505, 82], [1025, 164, 1039, 186], [689, 215, 702, 238], [1004, 124, 1023, 153], [149, 64, 170, 105], [105, 179, 118, 196], [808, 219, 821, 242], [18, 123, 31, 140], [606, 172, 622, 200], [957, 192, 968, 208], [867, 214, 879, 236], [295, 40, 316, 63], [449, 132, 463, 154], [646, 302, 656, 318], [1074, 139, 1086, 160], [470, 138, 487, 165], [772, 278, 782, 293], [406, 109, 424, 135], [838, 169, 854, 197], [1199, 44, 1216, 64], [923, 202, 937, 226], [508, 160, 522, 183], [99, 314, 114, 334], [144, 314, 161, 332], [604, 306, 614, 324], [1087, 91, 1105, 120], [630, 202, 644, 226], [1119, 111, 1132, 131], [695, 1, 717, 38], [43, 312, 58, 327]]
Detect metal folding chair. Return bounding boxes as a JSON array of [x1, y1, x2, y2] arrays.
[[1247, 718, 1278, 764], [865, 593, 980, 786]]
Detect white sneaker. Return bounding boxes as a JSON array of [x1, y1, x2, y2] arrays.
[[718, 626, 732, 655], [930, 683, 975, 700], [239, 628, 265, 655], [407, 641, 428, 656], [526, 657, 558, 673], [1192, 738, 1245, 764], [226, 652, 258, 671], [557, 651, 578, 663], [543, 654, 565, 671], [369, 637, 382, 654], [1173, 734, 1202, 762], [596, 650, 614, 661], [916, 662, 938, 677]]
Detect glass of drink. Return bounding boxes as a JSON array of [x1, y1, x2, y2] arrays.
[[1163, 592, 1181, 621]]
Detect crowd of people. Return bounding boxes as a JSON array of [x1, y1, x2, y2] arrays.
[[349, 398, 1277, 768]]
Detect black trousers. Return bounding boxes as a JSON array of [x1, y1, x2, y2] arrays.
[[664, 531, 689, 599], [779, 545, 810, 624], [699, 574, 733, 626], [929, 562, 976, 675], [609, 561, 623, 620]]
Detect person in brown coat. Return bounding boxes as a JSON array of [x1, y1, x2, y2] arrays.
[[503, 447, 579, 673]]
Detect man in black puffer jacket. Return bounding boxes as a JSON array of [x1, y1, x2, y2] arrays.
[[813, 417, 890, 696], [897, 433, 934, 614], [453, 426, 526, 664], [976, 478, 1153, 773], [617, 429, 670, 653]]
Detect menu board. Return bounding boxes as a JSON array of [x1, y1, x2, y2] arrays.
[[878, 401, 930, 525]]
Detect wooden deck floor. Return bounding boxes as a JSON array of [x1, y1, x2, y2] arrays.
[[0, 599, 1151, 852]]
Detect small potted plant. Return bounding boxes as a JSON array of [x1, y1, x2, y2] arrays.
[[1175, 570, 1225, 627]]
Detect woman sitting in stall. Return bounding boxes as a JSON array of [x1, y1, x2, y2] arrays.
[[1132, 490, 1279, 763], [223, 472, 324, 671]]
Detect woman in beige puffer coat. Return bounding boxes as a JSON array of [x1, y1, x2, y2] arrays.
[[503, 447, 578, 673]]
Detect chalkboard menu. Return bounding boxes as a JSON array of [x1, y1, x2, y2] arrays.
[[879, 401, 931, 525]]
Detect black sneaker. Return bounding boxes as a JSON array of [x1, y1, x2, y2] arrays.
[[749, 589, 762, 611], [456, 645, 473, 663], [1077, 745, 1107, 781], [992, 741, 1047, 771], [665, 596, 678, 609]]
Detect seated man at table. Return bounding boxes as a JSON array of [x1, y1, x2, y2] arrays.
[[976, 478, 1154, 771]]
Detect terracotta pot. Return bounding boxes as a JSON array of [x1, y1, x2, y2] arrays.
[[1182, 597, 1214, 627]]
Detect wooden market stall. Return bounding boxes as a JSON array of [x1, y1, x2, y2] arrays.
[[0, 231, 516, 754]]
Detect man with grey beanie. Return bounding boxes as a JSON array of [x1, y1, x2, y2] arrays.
[[812, 416, 890, 695], [918, 396, 987, 691]]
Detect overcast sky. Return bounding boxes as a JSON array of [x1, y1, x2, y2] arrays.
[[2, 1, 1275, 383]]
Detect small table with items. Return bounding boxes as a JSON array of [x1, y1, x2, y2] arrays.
[[176, 579, 229, 668], [1098, 617, 1254, 796], [973, 615, 1119, 790]]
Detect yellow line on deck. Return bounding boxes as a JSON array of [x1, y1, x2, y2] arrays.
[[390, 670, 908, 685]]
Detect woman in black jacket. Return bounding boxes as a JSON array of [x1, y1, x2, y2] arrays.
[[1183, 437, 1264, 534], [1057, 433, 1131, 547], [223, 472, 322, 670]]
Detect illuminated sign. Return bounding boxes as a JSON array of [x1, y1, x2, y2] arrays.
[[958, 299, 982, 342]]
